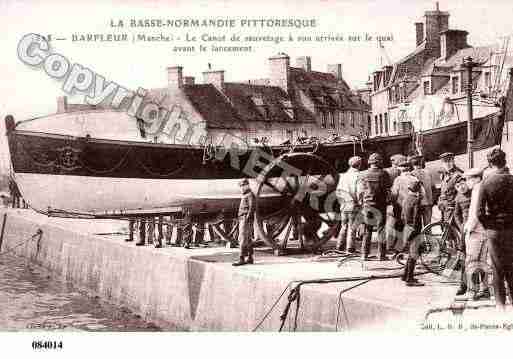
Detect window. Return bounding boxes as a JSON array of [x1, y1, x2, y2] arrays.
[[384, 113, 389, 134], [393, 120, 397, 133], [321, 111, 327, 128], [379, 114, 383, 134], [423, 81, 430, 95], [485, 72, 491, 90], [367, 115, 371, 135], [452, 76, 459, 94], [329, 112, 335, 128], [374, 115, 378, 135], [339, 111, 345, 128], [350, 112, 355, 127]]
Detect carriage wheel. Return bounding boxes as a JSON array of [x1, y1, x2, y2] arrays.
[[254, 153, 340, 254]]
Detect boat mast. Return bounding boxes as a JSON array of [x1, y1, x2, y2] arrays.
[[463, 56, 478, 168]]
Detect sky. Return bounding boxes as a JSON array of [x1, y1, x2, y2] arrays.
[[0, 0, 512, 171]]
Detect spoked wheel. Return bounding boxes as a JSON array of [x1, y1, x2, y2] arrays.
[[254, 153, 340, 254], [419, 220, 460, 273]]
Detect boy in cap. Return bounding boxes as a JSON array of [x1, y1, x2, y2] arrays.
[[477, 148, 513, 309], [438, 152, 464, 222], [390, 159, 426, 253], [336, 156, 362, 253], [357, 153, 392, 260], [463, 168, 490, 300], [453, 176, 472, 295], [386, 154, 406, 252], [410, 155, 435, 227], [233, 178, 256, 266], [401, 178, 424, 286]]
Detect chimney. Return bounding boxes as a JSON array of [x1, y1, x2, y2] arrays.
[[440, 29, 469, 60], [167, 66, 183, 89], [57, 96, 68, 113], [268, 53, 290, 93], [327, 64, 343, 80], [184, 76, 195, 85], [415, 22, 424, 46], [203, 69, 225, 91], [296, 56, 311, 72], [424, 2, 450, 58]]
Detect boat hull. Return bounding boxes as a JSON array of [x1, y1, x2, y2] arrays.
[[5, 108, 505, 218], [15, 173, 286, 217]]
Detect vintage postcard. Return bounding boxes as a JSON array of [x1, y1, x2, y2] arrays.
[[1, 0, 513, 355]]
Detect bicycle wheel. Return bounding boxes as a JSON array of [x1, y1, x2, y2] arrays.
[[419, 220, 460, 273]]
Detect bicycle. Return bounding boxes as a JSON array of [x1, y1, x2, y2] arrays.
[[418, 212, 462, 274]]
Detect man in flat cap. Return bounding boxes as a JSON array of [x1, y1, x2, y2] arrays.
[[453, 175, 472, 295], [411, 154, 435, 227], [357, 153, 392, 260], [386, 154, 406, 184], [233, 178, 256, 266], [477, 148, 513, 309], [400, 178, 425, 286], [336, 156, 362, 253], [390, 159, 427, 253], [462, 168, 490, 300], [385, 154, 406, 252], [438, 152, 463, 222]]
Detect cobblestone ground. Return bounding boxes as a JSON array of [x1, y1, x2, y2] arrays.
[[0, 252, 164, 331]]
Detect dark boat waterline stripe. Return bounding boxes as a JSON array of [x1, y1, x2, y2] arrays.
[[7, 111, 504, 180]]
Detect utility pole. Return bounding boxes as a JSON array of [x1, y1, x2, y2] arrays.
[[463, 56, 478, 168]]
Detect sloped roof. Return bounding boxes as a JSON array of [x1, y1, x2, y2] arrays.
[[182, 84, 246, 129], [144, 86, 246, 130], [222, 83, 295, 123], [290, 67, 351, 90], [433, 46, 492, 70], [389, 42, 427, 85]]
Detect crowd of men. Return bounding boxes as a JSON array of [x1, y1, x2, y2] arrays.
[[333, 147, 513, 308], [335, 151, 435, 287]]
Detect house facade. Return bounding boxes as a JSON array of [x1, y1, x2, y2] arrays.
[[369, 3, 512, 137], [56, 54, 370, 147]]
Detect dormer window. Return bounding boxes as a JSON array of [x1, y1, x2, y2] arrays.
[[252, 96, 264, 106]]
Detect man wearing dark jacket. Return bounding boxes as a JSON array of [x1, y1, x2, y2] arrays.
[[453, 177, 472, 295], [386, 154, 406, 252], [233, 178, 256, 266], [401, 178, 424, 286], [357, 153, 392, 261], [438, 152, 464, 221], [477, 148, 513, 309]]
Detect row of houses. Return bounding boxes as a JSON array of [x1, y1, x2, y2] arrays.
[[55, 3, 510, 146], [57, 54, 371, 146]]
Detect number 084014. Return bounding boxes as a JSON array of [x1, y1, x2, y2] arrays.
[[31, 341, 63, 350]]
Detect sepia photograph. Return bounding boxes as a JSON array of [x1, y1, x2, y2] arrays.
[[1, 0, 513, 356]]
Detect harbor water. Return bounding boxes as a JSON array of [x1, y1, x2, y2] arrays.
[[0, 251, 164, 331]]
